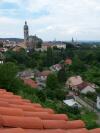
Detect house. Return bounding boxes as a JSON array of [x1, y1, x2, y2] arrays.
[[63, 99, 81, 108], [41, 41, 66, 51], [50, 64, 62, 72], [17, 69, 34, 79], [66, 76, 96, 94], [65, 59, 72, 65], [35, 70, 52, 89], [35, 70, 52, 82], [0, 48, 7, 52], [12, 43, 27, 52], [0, 88, 99, 133], [22, 78, 38, 88], [0, 52, 5, 64], [76, 82, 96, 94], [66, 76, 83, 90], [97, 94, 100, 111]]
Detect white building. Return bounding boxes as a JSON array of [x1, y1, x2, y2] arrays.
[[0, 61, 3, 64], [63, 99, 81, 108], [81, 85, 95, 94], [97, 95, 100, 110], [50, 64, 62, 72]]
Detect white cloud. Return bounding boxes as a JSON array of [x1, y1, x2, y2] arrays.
[[0, 0, 100, 40]]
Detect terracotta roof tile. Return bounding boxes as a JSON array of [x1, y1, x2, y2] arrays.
[[2, 116, 43, 129], [0, 88, 98, 133], [0, 128, 25, 133], [89, 128, 100, 133], [65, 59, 72, 65], [26, 129, 64, 133], [26, 129, 89, 133], [23, 79, 38, 89], [43, 120, 85, 129], [65, 128, 89, 133], [0, 107, 23, 116], [0, 101, 9, 107], [24, 112, 68, 120]]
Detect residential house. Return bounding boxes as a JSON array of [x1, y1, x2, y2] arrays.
[[35, 70, 52, 89], [18, 69, 34, 79], [50, 64, 62, 72], [66, 76, 96, 94], [66, 76, 83, 90], [35, 70, 52, 82], [0, 52, 5, 64], [63, 96, 81, 108], [0, 48, 7, 53], [22, 78, 38, 89], [76, 82, 96, 94], [65, 59, 72, 65], [97, 94, 100, 111], [12, 43, 27, 52]]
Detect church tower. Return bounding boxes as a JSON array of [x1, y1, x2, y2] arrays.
[[24, 21, 29, 43]]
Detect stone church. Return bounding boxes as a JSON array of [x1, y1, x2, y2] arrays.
[[24, 21, 42, 51]]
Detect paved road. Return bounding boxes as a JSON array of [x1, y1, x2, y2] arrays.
[[75, 96, 100, 125]]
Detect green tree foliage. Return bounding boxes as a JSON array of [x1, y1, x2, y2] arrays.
[[0, 62, 18, 92], [84, 67, 100, 86], [57, 68, 67, 83], [46, 47, 54, 67], [36, 38, 43, 48], [70, 55, 86, 74], [46, 74, 66, 100]]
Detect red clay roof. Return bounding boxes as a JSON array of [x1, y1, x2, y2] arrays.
[[0, 88, 99, 133], [76, 82, 89, 90], [65, 59, 72, 65], [36, 70, 52, 77], [22, 79, 38, 88]]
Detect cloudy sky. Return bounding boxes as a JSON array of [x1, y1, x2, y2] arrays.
[[0, 0, 100, 41]]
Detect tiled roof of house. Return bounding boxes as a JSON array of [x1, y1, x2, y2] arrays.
[[76, 82, 89, 90], [36, 70, 52, 77], [67, 76, 83, 87], [65, 59, 72, 65], [0, 88, 99, 133], [22, 79, 38, 88]]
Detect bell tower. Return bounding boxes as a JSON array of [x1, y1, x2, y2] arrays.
[[24, 21, 29, 43]]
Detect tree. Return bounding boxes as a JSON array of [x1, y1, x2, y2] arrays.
[[71, 55, 86, 73], [46, 47, 54, 67], [0, 62, 18, 92], [46, 74, 66, 100], [84, 67, 100, 86], [36, 38, 43, 48], [46, 74, 59, 90], [57, 68, 67, 83]]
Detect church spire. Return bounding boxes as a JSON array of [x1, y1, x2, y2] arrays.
[[25, 21, 27, 25]]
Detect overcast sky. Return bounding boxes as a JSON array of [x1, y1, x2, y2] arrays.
[[0, 0, 100, 41]]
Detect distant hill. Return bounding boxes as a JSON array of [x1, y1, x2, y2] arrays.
[[0, 38, 24, 43]]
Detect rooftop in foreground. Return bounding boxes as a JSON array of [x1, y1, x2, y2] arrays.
[[0, 88, 99, 133]]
